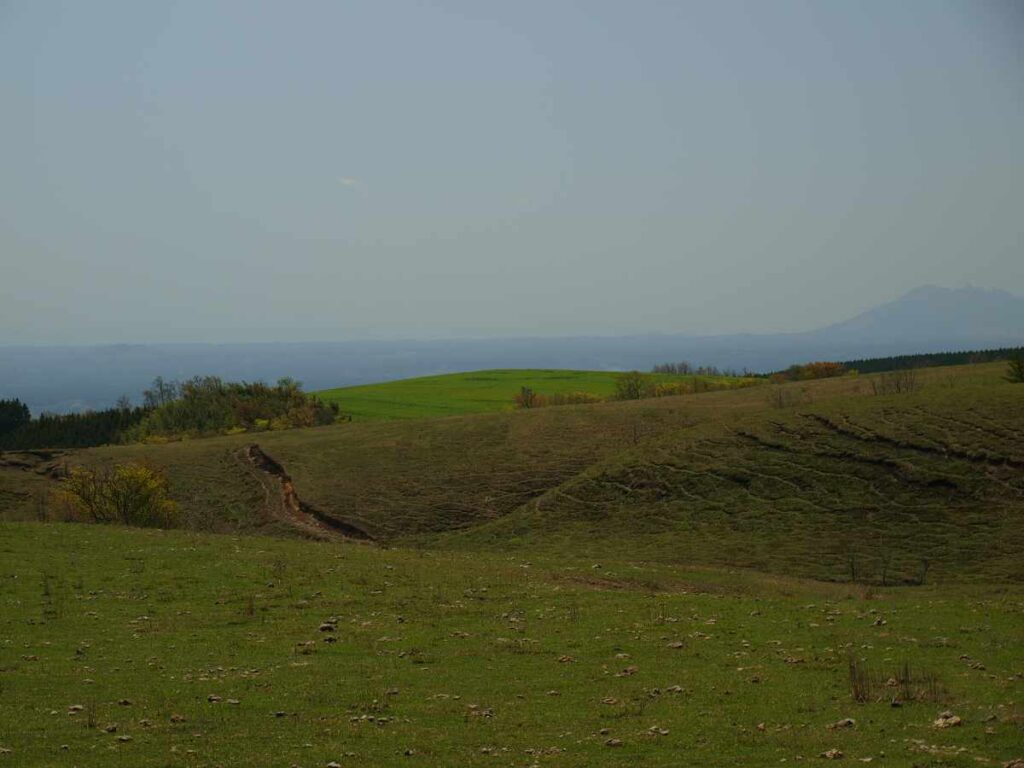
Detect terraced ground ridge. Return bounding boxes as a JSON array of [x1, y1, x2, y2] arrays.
[[457, 383, 1024, 583]]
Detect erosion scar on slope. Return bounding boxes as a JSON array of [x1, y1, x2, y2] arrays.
[[242, 444, 374, 542]]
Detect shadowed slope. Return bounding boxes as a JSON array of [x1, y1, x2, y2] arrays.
[[450, 376, 1024, 583]]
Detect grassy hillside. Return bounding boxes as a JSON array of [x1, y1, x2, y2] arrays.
[[1, 362, 1020, 583], [451, 377, 1024, 583], [2, 522, 1022, 767], [314, 368, 760, 420], [9, 370, 859, 543]]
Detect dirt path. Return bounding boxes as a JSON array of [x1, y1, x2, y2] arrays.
[[241, 444, 374, 542]]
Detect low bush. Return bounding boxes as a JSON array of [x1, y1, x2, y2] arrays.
[[1006, 353, 1024, 384], [54, 463, 179, 528], [870, 369, 922, 395]]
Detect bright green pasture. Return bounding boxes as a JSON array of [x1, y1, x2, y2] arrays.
[[314, 369, 758, 421], [1, 523, 1022, 767]]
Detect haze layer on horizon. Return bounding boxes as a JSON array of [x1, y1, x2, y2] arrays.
[[2, 1, 1022, 344]]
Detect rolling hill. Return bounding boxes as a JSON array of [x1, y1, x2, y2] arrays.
[[3, 360, 1020, 583], [313, 368, 759, 420], [3, 360, 1024, 766]]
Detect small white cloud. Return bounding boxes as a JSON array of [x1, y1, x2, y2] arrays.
[[340, 177, 360, 187]]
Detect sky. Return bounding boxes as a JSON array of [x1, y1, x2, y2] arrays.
[[1, 0, 1022, 344]]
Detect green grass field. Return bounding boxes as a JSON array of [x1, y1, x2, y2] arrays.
[[314, 368, 759, 420], [2, 360, 1023, 766], [1, 523, 1022, 767]]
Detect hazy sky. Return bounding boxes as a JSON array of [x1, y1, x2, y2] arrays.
[[2, 1, 1022, 343]]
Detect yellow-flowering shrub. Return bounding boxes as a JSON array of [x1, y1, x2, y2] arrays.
[[55, 463, 179, 528]]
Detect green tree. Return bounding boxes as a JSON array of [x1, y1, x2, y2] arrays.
[[0, 399, 30, 436], [1006, 354, 1024, 384], [613, 371, 651, 401]]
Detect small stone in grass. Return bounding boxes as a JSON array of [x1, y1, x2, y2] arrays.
[[605, 739, 623, 747], [820, 748, 843, 759]]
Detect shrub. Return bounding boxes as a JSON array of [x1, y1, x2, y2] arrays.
[[847, 655, 945, 704], [55, 463, 179, 528], [514, 387, 541, 409], [772, 361, 847, 383], [547, 391, 603, 406], [515, 388, 601, 409], [870, 369, 921, 395], [613, 371, 651, 401], [1006, 354, 1024, 384]]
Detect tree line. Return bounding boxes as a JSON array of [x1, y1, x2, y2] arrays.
[[0, 400, 149, 450], [840, 346, 1024, 374], [651, 361, 754, 377], [0, 376, 343, 450]]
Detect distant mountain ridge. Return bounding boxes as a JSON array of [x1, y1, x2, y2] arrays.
[[810, 285, 1024, 343], [2, 286, 1022, 414]]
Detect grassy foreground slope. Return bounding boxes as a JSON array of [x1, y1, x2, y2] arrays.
[[1, 523, 1022, 768], [314, 368, 759, 420]]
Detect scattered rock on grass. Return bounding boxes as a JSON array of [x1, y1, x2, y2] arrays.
[[933, 711, 962, 728], [828, 718, 856, 730], [820, 748, 843, 759]]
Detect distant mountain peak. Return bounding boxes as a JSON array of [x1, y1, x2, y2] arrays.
[[816, 284, 1024, 342]]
